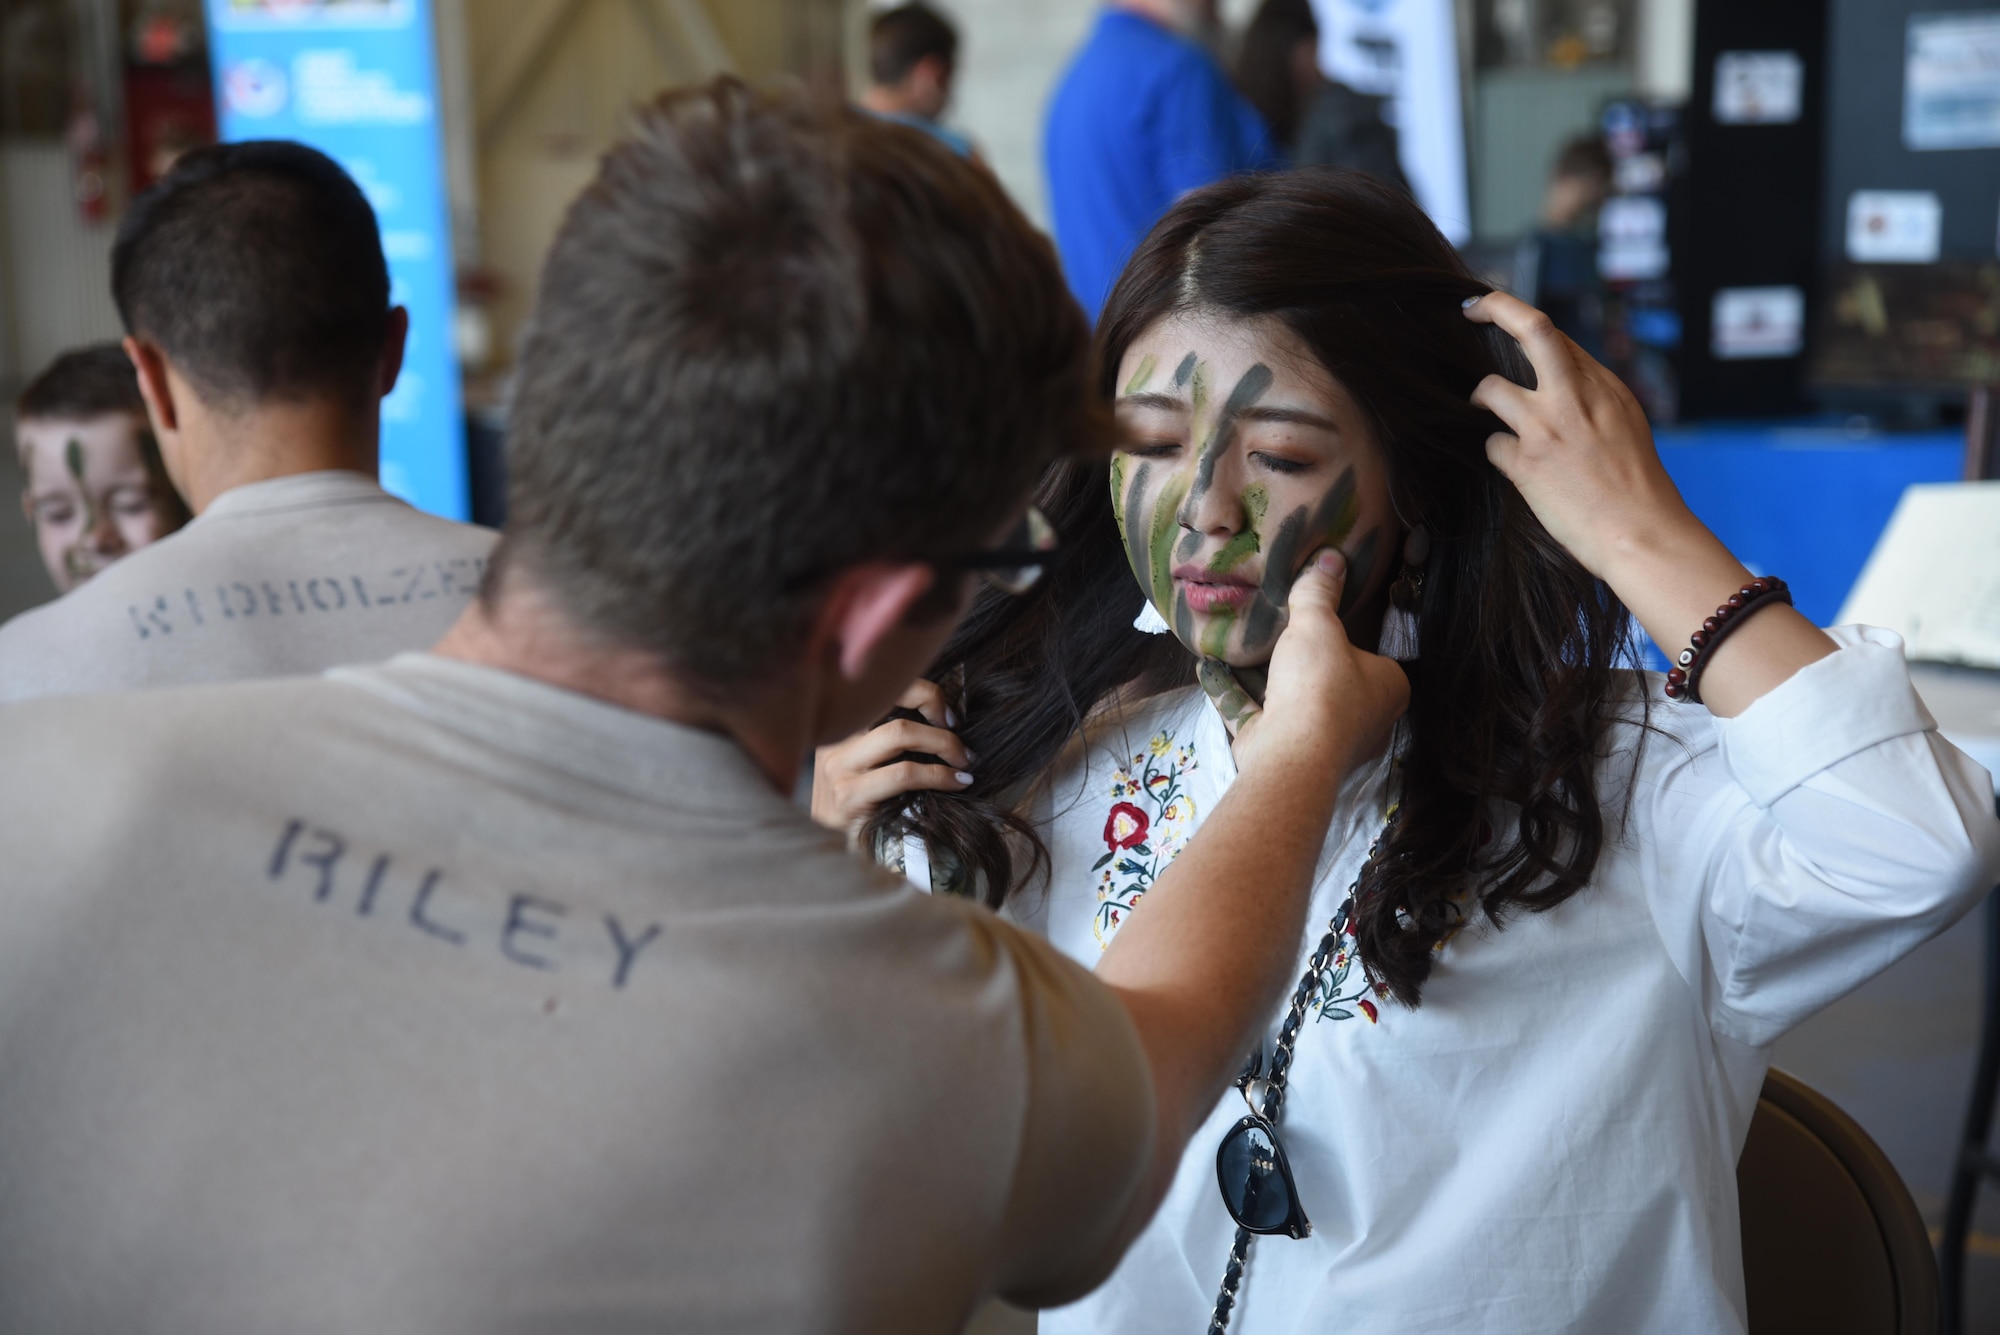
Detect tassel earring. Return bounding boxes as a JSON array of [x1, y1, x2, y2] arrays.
[[1377, 526, 1428, 661]]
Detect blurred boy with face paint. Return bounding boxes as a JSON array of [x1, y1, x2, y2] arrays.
[[14, 344, 189, 595]]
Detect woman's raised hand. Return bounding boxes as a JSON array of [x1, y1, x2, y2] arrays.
[[1463, 290, 1700, 583], [811, 677, 972, 842], [1233, 549, 1409, 781], [1463, 291, 1833, 716]]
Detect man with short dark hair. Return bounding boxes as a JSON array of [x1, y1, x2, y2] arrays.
[[0, 140, 493, 702], [14, 343, 189, 595], [860, 1, 975, 158], [0, 82, 1403, 1331]]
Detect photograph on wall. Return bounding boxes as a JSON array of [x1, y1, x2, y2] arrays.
[[1905, 12, 2000, 151]]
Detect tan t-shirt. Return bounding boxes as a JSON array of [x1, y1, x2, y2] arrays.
[[0, 656, 1153, 1334], [0, 471, 496, 702]]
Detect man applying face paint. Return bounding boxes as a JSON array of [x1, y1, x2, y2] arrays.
[[1111, 311, 1397, 729]]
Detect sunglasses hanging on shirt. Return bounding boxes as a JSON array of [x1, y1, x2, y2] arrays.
[[1209, 817, 1396, 1335]]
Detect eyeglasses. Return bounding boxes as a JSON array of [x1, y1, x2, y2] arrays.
[[932, 506, 1060, 596], [779, 507, 1059, 597], [1215, 1053, 1312, 1240]]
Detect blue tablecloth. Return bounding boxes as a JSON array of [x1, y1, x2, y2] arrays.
[[1654, 423, 1964, 630]]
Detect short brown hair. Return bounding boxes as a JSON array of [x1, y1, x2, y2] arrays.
[[870, 4, 959, 86], [16, 343, 146, 425], [495, 79, 1100, 683]]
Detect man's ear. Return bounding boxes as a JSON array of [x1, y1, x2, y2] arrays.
[[123, 336, 178, 436], [816, 562, 938, 681], [378, 306, 410, 398]]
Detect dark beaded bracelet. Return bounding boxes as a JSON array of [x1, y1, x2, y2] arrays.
[[1663, 576, 1792, 705]]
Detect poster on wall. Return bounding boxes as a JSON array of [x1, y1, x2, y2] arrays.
[[1712, 51, 1802, 126], [1905, 12, 2000, 151], [205, 0, 467, 521], [1310, 0, 1470, 245]]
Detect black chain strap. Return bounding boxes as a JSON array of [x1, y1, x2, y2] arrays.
[[1207, 823, 1391, 1335]]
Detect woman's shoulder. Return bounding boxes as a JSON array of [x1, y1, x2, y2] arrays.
[[1029, 684, 1213, 827]]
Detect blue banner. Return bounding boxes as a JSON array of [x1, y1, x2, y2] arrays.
[[205, 0, 466, 521]]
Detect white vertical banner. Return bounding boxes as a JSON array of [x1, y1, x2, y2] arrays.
[[1310, 0, 1471, 244]]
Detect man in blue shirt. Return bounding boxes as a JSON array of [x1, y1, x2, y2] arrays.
[[1045, 2, 1279, 317]]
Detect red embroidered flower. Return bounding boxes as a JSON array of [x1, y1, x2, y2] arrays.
[[1104, 802, 1149, 850], [1359, 999, 1379, 1023]]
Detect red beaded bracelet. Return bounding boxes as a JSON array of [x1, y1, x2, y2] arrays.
[[1663, 575, 1792, 704]]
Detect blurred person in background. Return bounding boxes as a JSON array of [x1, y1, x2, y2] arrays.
[[1233, 0, 1407, 192], [14, 343, 189, 597], [0, 140, 495, 703], [1512, 134, 1613, 357], [861, 2, 976, 159], [1045, 0, 1279, 319]]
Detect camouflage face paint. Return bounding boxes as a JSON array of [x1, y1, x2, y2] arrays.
[[1172, 352, 1197, 388], [1207, 484, 1267, 573], [1123, 354, 1158, 396], [1180, 363, 1274, 514], [1242, 466, 1359, 650], [61, 437, 107, 585]]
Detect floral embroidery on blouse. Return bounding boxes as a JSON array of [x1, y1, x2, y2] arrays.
[[1088, 730, 1198, 948], [1311, 895, 1384, 1023]]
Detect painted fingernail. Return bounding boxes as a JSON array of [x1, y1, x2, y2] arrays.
[[1314, 549, 1346, 575], [945, 706, 959, 728], [965, 750, 979, 765], [955, 771, 975, 786], [1461, 294, 1484, 308]]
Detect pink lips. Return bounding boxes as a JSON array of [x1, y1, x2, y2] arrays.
[[1173, 563, 1257, 615]]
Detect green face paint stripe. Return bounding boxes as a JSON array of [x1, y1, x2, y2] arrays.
[[1198, 606, 1236, 659], [1147, 472, 1189, 608], [1172, 352, 1197, 388], [1190, 363, 1208, 419], [64, 436, 104, 543], [1123, 354, 1159, 396], [1109, 454, 1127, 529], [1338, 528, 1381, 617], [1207, 484, 1268, 573], [1118, 459, 1154, 590]]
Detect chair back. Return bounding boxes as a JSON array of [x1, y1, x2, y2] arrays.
[[1738, 1067, 1939, 1334]]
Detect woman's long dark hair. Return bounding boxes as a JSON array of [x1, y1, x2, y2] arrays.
[[864, 169, 1637, 1006]]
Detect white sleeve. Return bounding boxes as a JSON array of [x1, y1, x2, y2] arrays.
[[1644, 625, 2000, 1049]]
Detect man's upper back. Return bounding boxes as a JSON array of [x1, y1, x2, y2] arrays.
[[0, 471, 495, 702], [1044, 8, 1277, 316], [0, 657, 1151, 1332]]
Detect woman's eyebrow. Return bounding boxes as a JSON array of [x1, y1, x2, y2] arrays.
[[1116, 391, 1188, 412], [1238, 404, 1340, 432]]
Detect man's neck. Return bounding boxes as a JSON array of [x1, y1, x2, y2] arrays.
[[431, 578, 810, 794], [859, 86, 920, 119], [178, 398, 379, 514]]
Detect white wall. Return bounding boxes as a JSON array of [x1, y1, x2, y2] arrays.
[[0, 142, 125, 385]]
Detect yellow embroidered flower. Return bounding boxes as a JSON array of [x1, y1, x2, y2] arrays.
[[1148, 733, 1173, 756]]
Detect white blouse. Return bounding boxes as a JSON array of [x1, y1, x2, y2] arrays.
[[997, 626, 2000, 1334]]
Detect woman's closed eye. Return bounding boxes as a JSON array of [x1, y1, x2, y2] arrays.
[[1250, 451, 1312, 475], [1124, 440, 1183, 459]]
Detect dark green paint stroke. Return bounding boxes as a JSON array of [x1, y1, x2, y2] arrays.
[[1175, 527, 1202, 563], [1187, 363, 1273, 504], [1174, 591, 1194, 648], [1244, 466, 1358, 650], [1172, 351, 1197, 388]]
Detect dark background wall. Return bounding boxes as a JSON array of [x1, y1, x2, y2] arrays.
[[1822, 0, 2000, 265]]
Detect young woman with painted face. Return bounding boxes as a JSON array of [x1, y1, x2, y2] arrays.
[[813, 170, 2000, 1332]]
